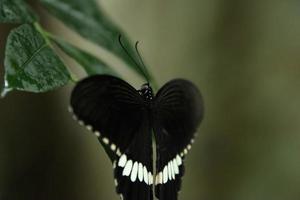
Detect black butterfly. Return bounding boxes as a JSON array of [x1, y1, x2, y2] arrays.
[[69, 37, 204, 200]]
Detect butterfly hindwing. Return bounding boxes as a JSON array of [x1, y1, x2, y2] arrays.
[[153, 79, 204, 200], [114, 115, 153, 200], [70, 75, 153, 200]]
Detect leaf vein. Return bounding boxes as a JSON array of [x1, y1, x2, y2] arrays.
[[19, 43, 47, 70]]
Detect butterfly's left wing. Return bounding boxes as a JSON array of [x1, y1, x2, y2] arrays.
[[70, 75, 153, 200], [153, 79, 204, 200]]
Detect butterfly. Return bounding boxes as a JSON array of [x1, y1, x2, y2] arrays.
[[69, 37, 204, 200]]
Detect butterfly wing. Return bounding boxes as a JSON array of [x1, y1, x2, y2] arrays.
[[153, 79, 204, 200], [70, 75, 153, 200]]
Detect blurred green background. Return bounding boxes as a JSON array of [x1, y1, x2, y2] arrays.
[[1, 0, 300, 199]]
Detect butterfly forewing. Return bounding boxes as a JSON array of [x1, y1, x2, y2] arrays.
[[70, 75, 154, 200], [153, 79, 204, 200]]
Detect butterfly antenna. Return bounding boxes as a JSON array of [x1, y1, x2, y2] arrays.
[[135, 41, 150, 83], [118, 35, 148, 81]]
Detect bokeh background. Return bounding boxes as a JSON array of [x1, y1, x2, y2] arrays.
[[1, 0, 300, 200]]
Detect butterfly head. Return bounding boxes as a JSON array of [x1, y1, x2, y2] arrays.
[[139, 83, 153, 101]]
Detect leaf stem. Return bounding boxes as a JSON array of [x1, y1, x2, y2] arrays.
[[33, 22, 52, 46]]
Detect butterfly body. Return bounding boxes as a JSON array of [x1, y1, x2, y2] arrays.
[[70, 75, 203, 200], [139, 83, 154, 101]]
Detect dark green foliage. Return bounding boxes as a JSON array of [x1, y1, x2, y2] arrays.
[[3, 24, 71, 94], [52, 36, 117, 76], [0, 0, 37, 23], [40, 0, 152, 80], [0, 0, 155, 96]]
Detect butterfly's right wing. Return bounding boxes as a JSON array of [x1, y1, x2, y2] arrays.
[[153, 79, 204, 200], [70, 75, 153, 200]]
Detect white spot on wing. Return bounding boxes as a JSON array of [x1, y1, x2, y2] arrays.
[[184, 148, 188, 154], [138, 163, 143, 182], [130, 162, 138, 182], [173, 159, 179, 174], [86, 125, 92, 131], [187, 144, 192, 150], [102, 137, 109, 144], [122, 160, 133, 176], [170, 162, 175, 180], [143, 166, 149, 184], [94, 131, 100, 137], [118, 154, 127, 167], [116, 148, 121, 156], [168, 162, 172, 180], [159, 172, 163, 184], [148, 172, 153, 185], [110, 143, 116, 151], [163, 166, 168, 184], [156, 172, 163, 185], [176, 155, 182, 166]]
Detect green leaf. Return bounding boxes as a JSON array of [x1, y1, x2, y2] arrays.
[[51, 36, 117, 76], [40, 0, 152, 81], [0, 0, 37, 23], [2, 24, 71, 95]]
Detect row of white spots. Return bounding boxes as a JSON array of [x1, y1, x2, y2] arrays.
[[68, 106, 121, 156], [155, 155, 182, 185], [155, 139, 195, 185], [179, 139, 194, 157], [118, 154, 153, 185]]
